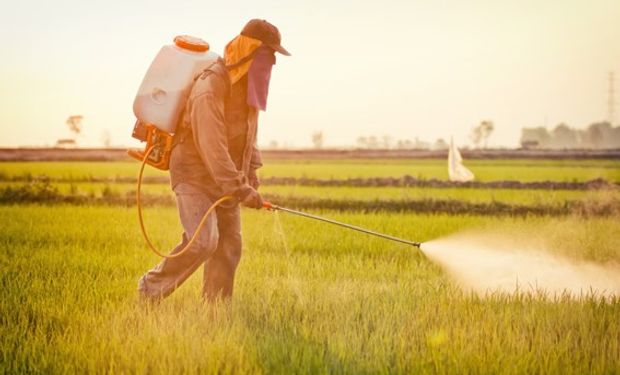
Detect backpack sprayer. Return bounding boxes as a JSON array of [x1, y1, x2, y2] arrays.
[[128, 35, 219, 171], [130, 36, 421, 259]]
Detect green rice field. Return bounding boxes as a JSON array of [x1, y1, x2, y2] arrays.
[[1, 158, 619, 373]]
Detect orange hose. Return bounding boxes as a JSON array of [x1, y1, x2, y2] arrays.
[[137, 145, 234, 258]]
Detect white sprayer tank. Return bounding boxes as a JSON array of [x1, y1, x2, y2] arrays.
[[133, 35, 219, 133]]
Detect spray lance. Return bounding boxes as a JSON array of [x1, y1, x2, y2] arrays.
[[262, 201, 421, 248]]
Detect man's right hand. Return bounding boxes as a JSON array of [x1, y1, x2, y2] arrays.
[[237, 186, 264, 209]]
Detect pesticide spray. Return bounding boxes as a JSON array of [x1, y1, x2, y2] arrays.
[[422, 233, 620, 299]]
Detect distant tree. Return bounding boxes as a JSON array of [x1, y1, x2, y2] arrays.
[[470, 120, 494, 148], [470, 125, 482, 148], [550, 123, 578, 149], [482, 122, 491, 147], [433, 138, 449, 150], [311, 131, 324, 149], [590, 124, 604, 148], [582, 122, 612, 149], [413, 137, 430, 150], [614, 126, 620, 148], [367, 136, 379, 149], [66, 115, 83, 140], [381, 135, 392, 149], [356, 136, 368, 149], [101, 130, 112, 148], [396, 139, 414, 149]]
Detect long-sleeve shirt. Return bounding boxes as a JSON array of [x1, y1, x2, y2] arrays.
[[169, 60, 261, 197]]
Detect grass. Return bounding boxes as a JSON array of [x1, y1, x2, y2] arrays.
[[2, 158, 619, 182], [1, 205, 619, 374], [2, 158, 619, 373]]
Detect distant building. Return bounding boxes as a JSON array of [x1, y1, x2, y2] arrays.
[[55, 139, 77, 148], [520, 127, 550, 149], [521, 122, 620, 149], [520, 140, 539, 149]]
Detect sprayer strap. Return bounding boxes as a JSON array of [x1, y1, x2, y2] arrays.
[[194, 59, 223, 81], [170, 125, 190, 150]]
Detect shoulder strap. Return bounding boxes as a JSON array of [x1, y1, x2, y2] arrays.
[[194, 58, 227, 82]]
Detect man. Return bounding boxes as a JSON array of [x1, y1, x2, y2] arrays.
[[138, 19, 290, 302]]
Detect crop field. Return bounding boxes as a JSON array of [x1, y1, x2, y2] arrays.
[[2, 158, 620, 182], [1, 158, 619, 373]]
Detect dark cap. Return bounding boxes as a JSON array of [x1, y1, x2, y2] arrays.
[[241, 19, 291, 56]]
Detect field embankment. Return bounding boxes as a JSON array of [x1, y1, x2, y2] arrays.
[[1, 147, 619, 161]]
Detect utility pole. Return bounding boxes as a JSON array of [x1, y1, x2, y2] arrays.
[[608, 72, 616, 125]]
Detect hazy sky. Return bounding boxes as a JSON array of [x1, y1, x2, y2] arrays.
[[1, 0, 619, 148]]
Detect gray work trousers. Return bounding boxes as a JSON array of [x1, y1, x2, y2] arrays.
[[138, 183, 242, 301]]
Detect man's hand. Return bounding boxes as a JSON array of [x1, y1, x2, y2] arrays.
[[248, 169, 260, 190], [236, 185, 263, 209], [242, 188, 263, 209]]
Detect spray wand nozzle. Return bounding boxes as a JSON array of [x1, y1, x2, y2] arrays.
[[262, 201, 421, 248]]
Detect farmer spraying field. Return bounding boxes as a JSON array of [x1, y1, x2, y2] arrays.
[[130, 19, 290, 302], [129, 21, 619, 304]]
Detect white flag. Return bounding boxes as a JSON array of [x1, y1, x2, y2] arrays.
[[448, 138, 475, 182]]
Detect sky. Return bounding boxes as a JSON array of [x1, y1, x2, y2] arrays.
[[1, 0, 619, 148]]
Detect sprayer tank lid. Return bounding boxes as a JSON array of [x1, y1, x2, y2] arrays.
[[173, 35, 210, 53]]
